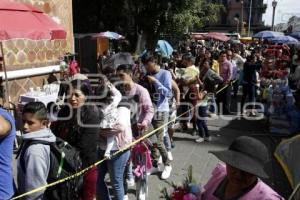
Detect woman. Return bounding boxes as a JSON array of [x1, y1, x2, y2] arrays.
[[51, 79, 100, 200], [241, 55, 261, 116], [202, 136, 284, 200], [204, 49, 220, 75], [199, 59, 223, 116], [96, 76, 133, 200]]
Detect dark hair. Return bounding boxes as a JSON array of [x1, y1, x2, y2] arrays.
[[219, 51, 227, 56], [22, 102, 48, 120], [70, 79, 92, 97], [200, 58, 212, 68], [212, 52, 220, 60], [182, 53, 195, 63], [141, 52, 158, 64], [246, 54, 256, 62], [116, 64, 133, 74], [103, 66, 116, 76], [95, 74, 114, 105]]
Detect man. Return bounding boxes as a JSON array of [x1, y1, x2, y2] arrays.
[[0, 108, 16, 199], [204, 49, 219, 75], [116, 64, 154, 135], [217, 51, 233, 115], [177, 53, 199, 132], [141, 52, 173, 180], [226, 50, 238, 98], [232, 50, 246, 98], [241, 54, 261, 116], [116, 64, 155, 200]]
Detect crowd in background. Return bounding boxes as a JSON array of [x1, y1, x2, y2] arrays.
[[1, 38, 300, 200]]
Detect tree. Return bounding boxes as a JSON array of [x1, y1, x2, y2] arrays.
[[73, 0, 224, 51]]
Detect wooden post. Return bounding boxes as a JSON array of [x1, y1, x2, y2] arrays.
[[0, 41, 10, 104]]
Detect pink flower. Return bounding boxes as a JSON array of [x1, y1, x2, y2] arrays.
[[183, 193, 198, 200]]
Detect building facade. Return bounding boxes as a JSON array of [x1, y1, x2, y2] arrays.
[[0, 0, 73, 104], [204, 0, 267, 35]]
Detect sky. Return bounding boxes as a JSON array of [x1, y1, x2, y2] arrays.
[[263, 0, 300, 25]]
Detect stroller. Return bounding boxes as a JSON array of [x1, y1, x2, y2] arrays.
[[131, 139, 152, 200]]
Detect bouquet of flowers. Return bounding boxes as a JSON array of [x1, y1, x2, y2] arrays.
[[161, 166, 202, 200]]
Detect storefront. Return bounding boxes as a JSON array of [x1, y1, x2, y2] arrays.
[[0, 0, 73, 104]]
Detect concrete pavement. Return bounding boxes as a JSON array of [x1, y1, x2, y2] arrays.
[[127, 114, 272, 199]]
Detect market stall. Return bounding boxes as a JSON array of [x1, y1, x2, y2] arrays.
[[259, 44, 298, 135]]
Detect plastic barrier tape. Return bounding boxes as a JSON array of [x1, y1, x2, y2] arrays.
[[11, 81, 235, 200]]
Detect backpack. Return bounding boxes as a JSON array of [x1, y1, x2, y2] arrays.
[[17, 138, 83, 200]]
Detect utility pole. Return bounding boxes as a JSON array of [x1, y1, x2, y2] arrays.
[[234, 17, 240, 33], [248, 0, 253, 36], [271, 0, 278, 31], [241, 0, 244, 35]]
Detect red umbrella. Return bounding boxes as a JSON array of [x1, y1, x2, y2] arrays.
[[191, 33, 206, 40], [0, 0, 67, 103], [204, 32, 230, 42], [0, 0, 66, 40]]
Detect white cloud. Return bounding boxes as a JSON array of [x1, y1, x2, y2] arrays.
[[263, 0, 300, 25]]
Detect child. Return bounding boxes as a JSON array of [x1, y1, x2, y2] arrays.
[[96, 75, 122, 158], [17, 102, 56, 200], [195, 76, 210, 143]]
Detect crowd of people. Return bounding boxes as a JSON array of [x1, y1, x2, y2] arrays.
[[0, 38, 300, 200]]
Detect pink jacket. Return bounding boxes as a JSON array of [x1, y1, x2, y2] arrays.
[[127, 83, 154, 126], [202, 163, 284, 200]]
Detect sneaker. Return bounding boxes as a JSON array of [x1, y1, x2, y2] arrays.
[[204, 136, 212, 142], [195, 137, 204, 143], [167, 151, 173, 161], [161, 165, 172, 179], [123, 194, 129, 200], [138, 190, 146, 200], [127, 178, 135, 187], [158, 156, 163, 164]]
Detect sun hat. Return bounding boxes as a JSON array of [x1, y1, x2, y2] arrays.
[[210, 136, 270, 178]]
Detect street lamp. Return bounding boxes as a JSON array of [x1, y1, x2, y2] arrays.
[[241, 0, 244, 35], [234, 17, 240, 33], [271, 0, 278, 31], [248, 0, 253, 36]]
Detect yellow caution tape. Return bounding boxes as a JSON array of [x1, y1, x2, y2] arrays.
[[11, 81, 234, 200]]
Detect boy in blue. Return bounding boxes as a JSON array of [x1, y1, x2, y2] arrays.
[[0, 108, 16, 200], [141, 52, 173, 180]]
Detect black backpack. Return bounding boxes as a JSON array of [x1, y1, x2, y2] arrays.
[[17, 138, 83, 200]]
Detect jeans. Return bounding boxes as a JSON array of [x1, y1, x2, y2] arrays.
[[126, 161, 134, 180], [196, 106, 209, 138], [232, 79, 239, 97], [123, 160, 133, 195], [163, 127, 172, 151], [241, 84, 256, 111], [207, 94, 217, 114], [151, 112, 170, 167], [216, 84, 232, 114], [97, 150, 130, 200]]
